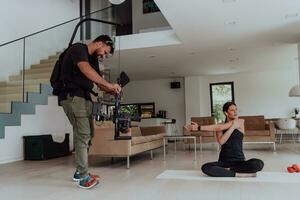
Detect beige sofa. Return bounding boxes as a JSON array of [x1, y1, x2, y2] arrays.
[[239, 115, 276, 150], [89, 122, 166, 168]]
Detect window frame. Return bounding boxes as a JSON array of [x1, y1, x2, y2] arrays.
[[209, 81, 235, 118]]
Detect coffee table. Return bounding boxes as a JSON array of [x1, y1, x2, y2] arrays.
[[163, 135, 200, 161]]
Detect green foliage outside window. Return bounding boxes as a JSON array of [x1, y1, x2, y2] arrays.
[[212, 103, 225, 123], [211, 83, 234, 123], [120, 105, 139, 116]]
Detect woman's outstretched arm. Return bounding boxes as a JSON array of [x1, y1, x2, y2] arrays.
[[200, 121, 233, 132], [184, 119, 242, 132]]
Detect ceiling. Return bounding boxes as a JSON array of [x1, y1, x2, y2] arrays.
[[105, 0, 300, 80]]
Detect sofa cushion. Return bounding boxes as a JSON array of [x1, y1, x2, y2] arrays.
[[191, 131, 214, 137], [131, 136, 149, 145], [131, 127, 142, 137], [240, 115, 265, 130], [191, 117, 215, 126], [140, 126, 166, 136], [147, 133, 165, 141], [131, 133, 165, 145], [245, 130, 270, 136]]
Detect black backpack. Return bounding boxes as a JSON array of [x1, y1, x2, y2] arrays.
[[49, 47, 71, 96], [50, 44, 96, 97]]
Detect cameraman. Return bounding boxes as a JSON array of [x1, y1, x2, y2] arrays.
[[59, 35, 121, 189]]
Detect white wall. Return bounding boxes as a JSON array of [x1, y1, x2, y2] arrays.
[[185, 68, 300, 122], [184, 76, 201, 123], [0, 96, 72, 164], [132, 0, 169, 33], [0, 0, 80, 81], [122, 78, 185, 132]]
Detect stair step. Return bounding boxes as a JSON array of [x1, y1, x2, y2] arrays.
[[9, 72, 51, 81], [0, 81, 42, 88], [48, 54, 59, 60], [40, 58, 57, 64], [0, 85, 40, 94], [0, 93, 25, 103], [0, 102, 11, 113], [24, 67, 53, 75], [5, 79, 50, 86], [31, 63, 55, 69]]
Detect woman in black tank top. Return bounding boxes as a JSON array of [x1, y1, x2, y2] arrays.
[[185, 102, 264, 177]]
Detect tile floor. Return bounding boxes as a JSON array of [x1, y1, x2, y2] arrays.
[[0, 143, 300, 200]]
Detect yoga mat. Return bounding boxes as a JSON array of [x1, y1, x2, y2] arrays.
[[157, 170, 300, 183]]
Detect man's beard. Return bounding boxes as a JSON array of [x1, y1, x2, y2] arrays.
[[92, 52, 100, 60]]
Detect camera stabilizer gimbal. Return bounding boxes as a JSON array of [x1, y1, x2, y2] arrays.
[[92, 72, 140, 140]]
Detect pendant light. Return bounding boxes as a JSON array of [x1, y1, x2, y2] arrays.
[[109, 0, 126, 5]]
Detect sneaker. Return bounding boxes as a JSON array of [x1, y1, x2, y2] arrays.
[[78, 175, 99, 189], [73, 171, 100, 182], [73, 171, 80, 182]]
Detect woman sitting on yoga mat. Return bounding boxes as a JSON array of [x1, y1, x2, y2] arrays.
[[184, 101, 264, 177]]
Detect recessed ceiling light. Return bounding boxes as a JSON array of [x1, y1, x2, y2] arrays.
[[188, 52, 196, 55], [228, 47, 237, 51], [285, 13, 298, 19], [222, 0, 236, 3], [229, 58, 239, 62], [224, 21, 237, 25]]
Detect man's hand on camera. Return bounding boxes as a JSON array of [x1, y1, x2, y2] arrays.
[[96, 83, 121, 94], [109, 83, 122, 95]]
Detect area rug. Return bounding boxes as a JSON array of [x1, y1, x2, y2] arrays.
[[157, 170, 300, 183]]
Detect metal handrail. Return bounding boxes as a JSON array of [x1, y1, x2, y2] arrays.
[[0, 5, 119, 103], [68, 18, 120, 47], [0, 6, 114, 47]]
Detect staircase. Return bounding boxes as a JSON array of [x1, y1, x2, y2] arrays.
[[0, 50, 110, 139], [0, 53, 59, 139], [0, 54, 58, 113]]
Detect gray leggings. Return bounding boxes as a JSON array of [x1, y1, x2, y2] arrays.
[[201, 158, 264, 177]]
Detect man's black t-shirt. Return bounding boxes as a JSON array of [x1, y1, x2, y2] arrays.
[[59, 43, 100, 101]]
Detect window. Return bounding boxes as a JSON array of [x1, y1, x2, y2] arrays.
[[210, 82, 235, 123], [140, 103, 155, 118], [107, 102, 155, 119], [143, 0, 160, 14], [120, 104, 139, 117]]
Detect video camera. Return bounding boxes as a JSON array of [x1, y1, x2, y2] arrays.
[[92, 71, 140, 140]]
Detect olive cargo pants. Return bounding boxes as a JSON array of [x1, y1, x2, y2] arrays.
[[60, 95, 94, 178]]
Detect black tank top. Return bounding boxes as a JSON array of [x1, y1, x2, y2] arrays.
[[218, 129, 245, 162]]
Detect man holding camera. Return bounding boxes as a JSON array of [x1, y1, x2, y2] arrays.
[[59, 35, 121, 189]]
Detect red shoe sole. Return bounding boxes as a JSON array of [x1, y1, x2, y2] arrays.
[[287, 166, 296, 173], [287, 164, 300, 173]]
